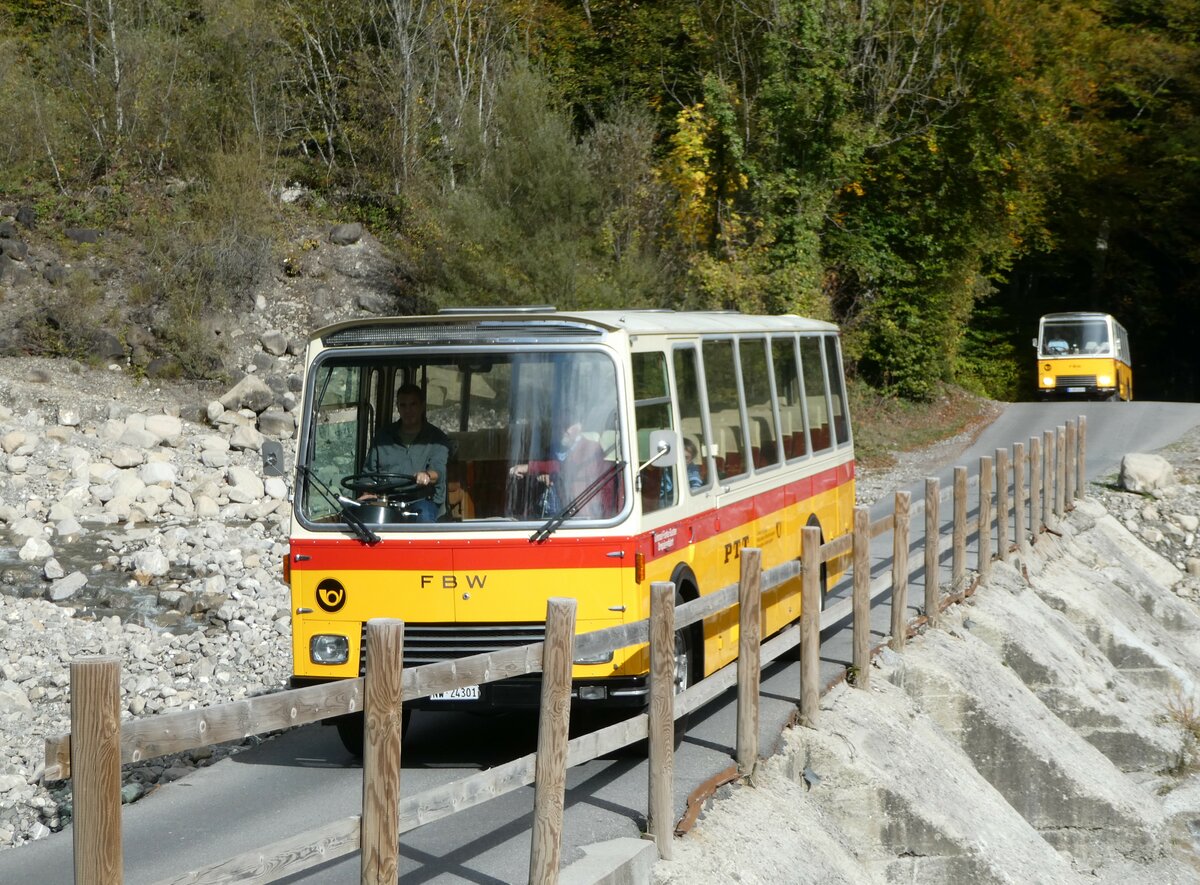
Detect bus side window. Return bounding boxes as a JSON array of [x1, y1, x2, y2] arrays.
[[674, 347, 711, 494], [703, 339, 746, 481], [800, 337, 832, 453], [824, 335, 851, 446], [633, 351, 677, 514], [739, 338, 779, 470], [772, 337, 807, 460]]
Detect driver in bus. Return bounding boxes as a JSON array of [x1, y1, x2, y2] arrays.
[[361, 383, 452, 522]]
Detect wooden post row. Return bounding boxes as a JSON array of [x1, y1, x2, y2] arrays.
[[647, 582, 676, 860], [852, 507, 871, 688], [995, 447, 1010, 563], [71, 657, 123, 885], [1077, 415, 1088, 499], [952, 466, 967, 589], [978, 456, 992, 582], [1029, 436, 1041, 535], [890, 491, 911, 651], [1064, 420, 1077, 506], [1055, 426, 1066, 518], [1013, 441, 1027, 555], [736, 549, 763, 776], [361, 619, 405, 885], [529, 598, 577, 885], [1043, 429, 1055, 527], [800, 526, 822, 727], [925, 478, 940, 626]]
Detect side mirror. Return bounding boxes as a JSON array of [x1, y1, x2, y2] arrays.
[[1031, 338, 1038, 349], [642, 429, 678, 470], [261, 439, 286, 477]]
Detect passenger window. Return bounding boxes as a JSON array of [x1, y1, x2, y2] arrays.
[[673, 347, 710, 494], [703, 339, 746, 481], [633, 352, 676, 514], [739, 338, 779, 470], [800, 337, 832, 453], [772, 337, 807, 460], [824, 335, 851, 446]]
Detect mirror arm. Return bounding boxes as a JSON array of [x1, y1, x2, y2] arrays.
[[636, 441, 672, 474]]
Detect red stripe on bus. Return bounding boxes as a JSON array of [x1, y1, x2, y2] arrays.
[[290, 459, 854, 572]]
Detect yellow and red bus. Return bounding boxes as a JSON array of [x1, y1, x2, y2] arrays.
[[286, 309, 855, 751], [1035, 311, 1132, 401]]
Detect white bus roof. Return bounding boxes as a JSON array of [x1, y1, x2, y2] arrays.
[[311, 309, 839, 344], [1040, 312, 1116, 322]]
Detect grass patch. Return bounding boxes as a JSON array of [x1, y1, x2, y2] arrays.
[[850, 380, 998, 469]]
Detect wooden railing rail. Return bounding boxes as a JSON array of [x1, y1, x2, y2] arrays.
[[56, 416, 1086, 884]]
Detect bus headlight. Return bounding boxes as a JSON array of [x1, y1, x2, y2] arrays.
[[1097, 374, 1113, 387], [1041, 375, 1055, 388], [310, 634, 350, 664], [574, 651, 615, 665]]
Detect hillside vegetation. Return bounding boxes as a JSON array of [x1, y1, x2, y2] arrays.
[[1, 1, 1198, 399]]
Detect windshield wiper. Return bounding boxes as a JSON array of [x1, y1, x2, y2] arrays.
[[296, 463, 381, 545], [530, 460, 626, 544]]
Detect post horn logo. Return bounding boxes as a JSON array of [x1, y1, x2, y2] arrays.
[[316, 578, 347, 613]]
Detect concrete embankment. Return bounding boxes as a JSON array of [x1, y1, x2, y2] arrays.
[[653, 499, 1200, 884]]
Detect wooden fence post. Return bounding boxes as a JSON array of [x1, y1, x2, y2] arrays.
[[925, 478, 940, 626], [800, 526, 822, 727], [647, 582, 676, 860], [736, 549, 763, 775], [1065, 420, 1077, 506], [853, 507, 871, 688], [1043, 429, 1055, 527], [1077, 415, 1088, 498], [952, 467, 967, 589], [1029, 436, 1042, 536], [529, 598, 577, 885], [71, 656, 123, 885], [890, 491, 911, 651], [361, 619, 405, 885], [1014, 442, 1027, 555], [995, 447, 1010, 563], [1055, 425, 1066, 518], [978, 456, 993, 582]]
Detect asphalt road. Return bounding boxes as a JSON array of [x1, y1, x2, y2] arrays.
[[3, 400, 1199, 884]]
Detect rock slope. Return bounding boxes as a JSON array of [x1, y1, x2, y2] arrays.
[[654, 456, 1200, 884]]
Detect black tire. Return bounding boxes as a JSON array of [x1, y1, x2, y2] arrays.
[[671, 616, 698, 749], [334, 708, 411, 758]]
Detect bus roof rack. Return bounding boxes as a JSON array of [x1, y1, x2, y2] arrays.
[[438, 306, 556, 315]]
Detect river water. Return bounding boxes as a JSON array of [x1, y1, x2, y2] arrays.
[[0, 525, 209, 633]]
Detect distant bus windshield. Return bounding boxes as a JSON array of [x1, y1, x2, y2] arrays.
[[1039, 318, 1111, 356]]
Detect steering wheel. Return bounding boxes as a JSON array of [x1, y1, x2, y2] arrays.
[[341, 471, 422, 497]]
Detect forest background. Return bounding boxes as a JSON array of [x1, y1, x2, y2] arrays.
[[1, 0, 1198, 403]]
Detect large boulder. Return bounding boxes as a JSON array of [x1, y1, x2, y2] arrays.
[[1118, 453, 1175, 494], [218, 375, 275, 414]]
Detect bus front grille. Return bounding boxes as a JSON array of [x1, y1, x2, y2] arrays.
[[1056, 375, 1096, 388], [358, 622, 546, 675]]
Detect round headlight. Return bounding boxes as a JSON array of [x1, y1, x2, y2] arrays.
[[1041, 376, 1055, 387], [1097, 374, 1113, 387], [310, 634, 350, 664]]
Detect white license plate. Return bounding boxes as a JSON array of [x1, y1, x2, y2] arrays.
[[429, 684, 480, 701], [1066, 387, 1085, 393]]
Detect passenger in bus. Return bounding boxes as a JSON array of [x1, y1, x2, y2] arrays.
[[510, 417, 614, 518], [362, 383, 453, 522], [684, 438, 704, 490]]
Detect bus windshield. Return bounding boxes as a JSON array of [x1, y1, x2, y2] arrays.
[[1040, 318, 1110, 356], [299, 349, 624, 527]]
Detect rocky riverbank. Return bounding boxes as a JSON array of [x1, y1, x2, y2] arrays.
[[0, 354, 303, 848]]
